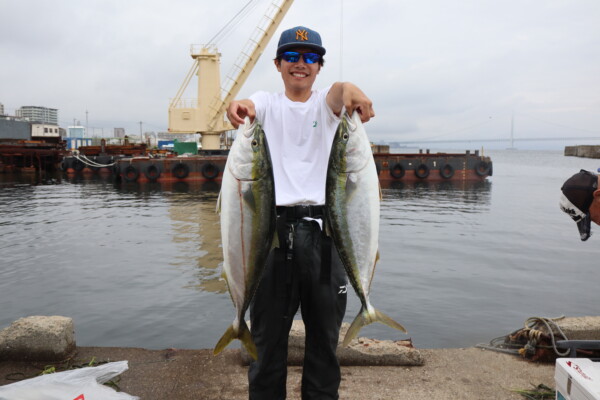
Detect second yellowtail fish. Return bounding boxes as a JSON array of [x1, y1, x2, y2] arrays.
[[325, 111, 407, 346]]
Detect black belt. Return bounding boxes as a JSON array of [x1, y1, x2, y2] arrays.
[[276, 205, 324, 220], [274, 205, 331, 289]]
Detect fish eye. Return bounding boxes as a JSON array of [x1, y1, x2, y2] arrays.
[[251, 139, 258, 147], [342, 133, 349, 140]]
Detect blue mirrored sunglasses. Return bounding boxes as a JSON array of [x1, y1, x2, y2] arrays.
[[281, 51, 321, 64]]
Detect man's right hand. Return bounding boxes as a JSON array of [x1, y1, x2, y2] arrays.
[[226, 100, 256, 129]]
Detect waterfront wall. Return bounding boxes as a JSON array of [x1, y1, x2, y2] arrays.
[[564, 145, 600, 159]]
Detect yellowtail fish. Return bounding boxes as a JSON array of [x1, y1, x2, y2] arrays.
[[214, 118, 277, 359], [325, 111, 407, 346]]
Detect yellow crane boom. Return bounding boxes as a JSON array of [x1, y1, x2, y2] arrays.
[[168, 0, 294, 150]]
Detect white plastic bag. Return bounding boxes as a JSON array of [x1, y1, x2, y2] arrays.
[[0, 360, 138, 400]]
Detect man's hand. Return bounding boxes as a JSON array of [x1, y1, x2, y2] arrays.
[[327, 82, 375, 123], [226, 100, 256, 129], [342, 83, 375, 123]]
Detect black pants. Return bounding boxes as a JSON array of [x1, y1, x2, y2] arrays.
[[248, 218, 347, 400]]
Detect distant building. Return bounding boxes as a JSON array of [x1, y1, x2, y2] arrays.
[[114, 127, 125, 138], [16, 106, 58, 125], [65, 137, 93, 150], [67, 126, 86, 138], [0, 103, 4, 116], [0, 119, 31, 140], [32, 123, 60, 138]]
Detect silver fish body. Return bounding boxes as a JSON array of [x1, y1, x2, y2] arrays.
[[325, 111, 406, 346], [214, 118, 277, 359]]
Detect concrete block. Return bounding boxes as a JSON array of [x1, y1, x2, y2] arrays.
[[241, 320, 423, 366], [557, 316, 600, 340], [0, 316, 76, 361], [564, 145, 600, 159]]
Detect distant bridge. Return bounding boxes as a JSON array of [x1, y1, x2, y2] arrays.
[[389, 136, 600, 145]]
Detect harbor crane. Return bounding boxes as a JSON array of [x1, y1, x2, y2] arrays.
[[168, 0, 293, 150]]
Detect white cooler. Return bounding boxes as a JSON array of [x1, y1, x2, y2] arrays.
[[555, 358, 600, 400]]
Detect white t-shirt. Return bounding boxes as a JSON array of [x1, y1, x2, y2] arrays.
[[250, 86, 340, 206]]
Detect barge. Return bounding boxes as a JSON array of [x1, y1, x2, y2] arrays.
[[374, 148, 492, 182], [61, 139, 166, 175], [113, 151, 227, 183], [0, 140, 65, 173], [99, 148, 492, 184]]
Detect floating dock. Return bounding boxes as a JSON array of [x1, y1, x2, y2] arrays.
[[60, 147, 492, 184], [374, 149, 492, 182], [114, 151, 227, 183], [0, 140, 65, 173]]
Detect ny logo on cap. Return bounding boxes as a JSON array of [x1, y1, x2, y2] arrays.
[[296, 29, 308, 41]]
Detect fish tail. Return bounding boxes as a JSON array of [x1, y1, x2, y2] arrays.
[[239, 319, 258, 360], [374, 308, 407, 335], [213, 324, 236, 356], [342, 306, 407, 347], [213, 320, 258, 360]]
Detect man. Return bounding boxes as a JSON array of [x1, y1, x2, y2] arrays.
[[226, 26, 374, 399], [559, 169, 600, 241]]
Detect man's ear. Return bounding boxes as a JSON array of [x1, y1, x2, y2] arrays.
[[274, 59, 281, 71], [594, 188, 600, 198]]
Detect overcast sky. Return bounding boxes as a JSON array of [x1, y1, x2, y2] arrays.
[[1, 0, 599, 148]]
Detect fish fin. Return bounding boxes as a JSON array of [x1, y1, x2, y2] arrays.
[[345, 174, 358, 200], [374, 308, 407, 335], [242, 187, 256, 213], [239, 319, 258, 360], [342, 306, 407, 347], [213, 320, 258, 360], [216, 190, 222, 214], [347, 110, 358, 130], [367, 251, 380, 293], [213, 323, 236, 356], [342, 308, 368, 347], [323, 217, 332, 238], [339, 107, 348, 122]]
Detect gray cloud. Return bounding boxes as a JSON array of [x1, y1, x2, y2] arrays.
[[1, 0, 599, 148]]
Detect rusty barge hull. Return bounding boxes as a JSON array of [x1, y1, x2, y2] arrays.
[[375, 151, 492, 182], [65, 150, 492, 184], [116, 154, 227, 183], [61, 142, 166, 175], [0, 140, 65, 172]]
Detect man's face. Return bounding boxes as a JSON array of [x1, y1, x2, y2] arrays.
[[276, 48, 321, 93]]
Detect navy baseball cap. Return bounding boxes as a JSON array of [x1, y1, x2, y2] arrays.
[[559, 169, 598, 241], [276, 26, 326, 57]]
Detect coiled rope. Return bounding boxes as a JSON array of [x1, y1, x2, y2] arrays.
[[476, 316, 570, 359]]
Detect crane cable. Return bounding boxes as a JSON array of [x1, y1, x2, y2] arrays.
[[171, 0, 261, 107], [207, 0, 262, 46]]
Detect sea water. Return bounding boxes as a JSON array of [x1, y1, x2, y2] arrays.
[[1, 149, 599, 349]]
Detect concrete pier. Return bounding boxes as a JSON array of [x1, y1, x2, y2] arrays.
[[565, 145, 600, 158], [0, 346, 557, 400], [2, 316, 600, 399]]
